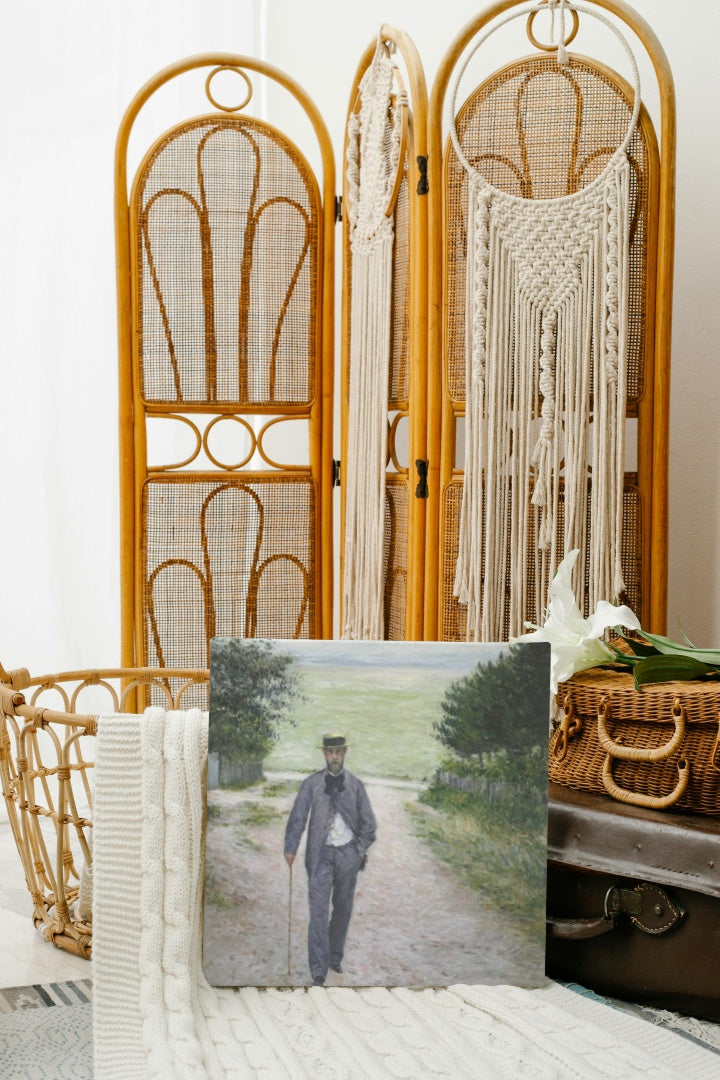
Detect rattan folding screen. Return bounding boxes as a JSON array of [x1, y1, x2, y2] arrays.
[[424, 0, 674, 641], [116, 2, 674, 668], [116, 56, 335, 692]]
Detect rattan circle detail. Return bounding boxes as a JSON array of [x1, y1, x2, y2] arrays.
[[387, 412, 409, 474], [203, 415, 256, 471], [205, 65, 253, 112], [526, 5, 579, 52]]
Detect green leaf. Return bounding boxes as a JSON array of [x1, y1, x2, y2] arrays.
[[603, 641, 639, 666], [676, 621, 696, 649], [637, 631, 720, 666], [632, 654, 720, 690], [615, 635, 659, 658]]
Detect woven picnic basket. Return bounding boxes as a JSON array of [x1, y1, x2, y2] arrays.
[[551, 667, 720, 815], [0, 662, 208, 958]]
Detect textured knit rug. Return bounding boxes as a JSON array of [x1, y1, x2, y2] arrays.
[[2, 976, 720, 1080], [91, 709, 720, 1079], [0, 979, 93, 1080]]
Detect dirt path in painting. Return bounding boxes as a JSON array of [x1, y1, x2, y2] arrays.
[[202, 772, 542, 988]]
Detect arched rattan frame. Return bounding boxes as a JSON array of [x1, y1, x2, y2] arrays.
[[424, 0, 675, 640], [116, 55, 336, 678]]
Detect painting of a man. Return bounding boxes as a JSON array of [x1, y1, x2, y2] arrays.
[[284, 733, 377, 986], [204, 639, 550, 990]]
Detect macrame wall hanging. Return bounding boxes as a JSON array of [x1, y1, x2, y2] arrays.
[[450, 1, 641, 641], [342, 37, 407, 639]]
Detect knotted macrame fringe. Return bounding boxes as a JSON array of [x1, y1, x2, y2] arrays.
[[343, 236, 394, 639], [450, 2, 640, 641], [342, 40, 402, 640]]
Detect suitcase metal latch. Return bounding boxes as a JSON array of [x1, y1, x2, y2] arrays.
[[604, 882, 685, 935], [548, 882, 685, 940]]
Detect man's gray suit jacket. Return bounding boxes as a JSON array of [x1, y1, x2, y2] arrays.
[[284, 769, 377, 878]]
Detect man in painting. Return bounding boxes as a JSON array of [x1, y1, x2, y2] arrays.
[[284, 733, 377, 986]]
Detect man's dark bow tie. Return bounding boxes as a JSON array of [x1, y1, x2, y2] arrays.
[[325, 772, 345, 796]]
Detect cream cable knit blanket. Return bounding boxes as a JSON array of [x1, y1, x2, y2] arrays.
[[92, 709, 717, 1079]]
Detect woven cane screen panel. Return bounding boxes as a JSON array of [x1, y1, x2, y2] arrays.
[[383, 477, 409, 640], [135, 117, 320, 407], [445, 56, 651, 405], [142, 475, 316, 672], [439, 479, 642, 642]]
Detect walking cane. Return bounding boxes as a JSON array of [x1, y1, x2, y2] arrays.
[[287, 860, 293, 977]]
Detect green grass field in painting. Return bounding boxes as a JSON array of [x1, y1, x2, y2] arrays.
[[263, 662, 453, 782], [408, 785, 547, 932]]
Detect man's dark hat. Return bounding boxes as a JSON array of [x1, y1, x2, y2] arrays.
[[319, 732, 349, 750]]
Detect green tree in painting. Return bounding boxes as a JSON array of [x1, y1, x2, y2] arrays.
[[210, 639, 301, 766], [433, 644, 550, 761]]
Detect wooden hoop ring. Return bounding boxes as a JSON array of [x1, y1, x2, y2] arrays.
[[205, 66, 253, 112], [527, 6, 580, 53]]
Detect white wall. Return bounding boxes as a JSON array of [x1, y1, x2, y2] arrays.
[[0, 0, 718, 676]]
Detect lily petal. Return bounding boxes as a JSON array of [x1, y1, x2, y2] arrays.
[[586, 600, 641, 640], [513, 549, 640, 694]]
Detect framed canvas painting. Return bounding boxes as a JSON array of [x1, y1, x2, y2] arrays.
[[203, 639, 550, 988]]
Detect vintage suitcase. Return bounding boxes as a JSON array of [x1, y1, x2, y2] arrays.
[[546, 782, 720, 1021]]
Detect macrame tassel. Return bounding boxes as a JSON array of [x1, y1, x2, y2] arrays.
[[343, 238, 394, 639], [455, 152, 633, 640], [342, 41, 402, 639], [532, 307, 558, 548]]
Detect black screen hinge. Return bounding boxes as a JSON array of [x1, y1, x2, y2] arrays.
[[415, 459, 429, 498], [416, 156, 429, 196], [332, 459, 341, 487], [335, 195, 343, 222]]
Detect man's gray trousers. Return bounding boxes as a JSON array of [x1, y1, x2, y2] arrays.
[[307, 840, 362, 982]]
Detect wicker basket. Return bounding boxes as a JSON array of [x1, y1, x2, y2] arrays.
[[0, 662, 208, 958], [551, 667, 720, 814]]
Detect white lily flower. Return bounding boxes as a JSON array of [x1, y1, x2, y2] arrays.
[[514, 549, 642, 694]]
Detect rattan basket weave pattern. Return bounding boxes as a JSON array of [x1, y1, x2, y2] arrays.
[[142, 474, 316, 697], [0, 663, 208, 958], [552, 667, 720, 815]]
